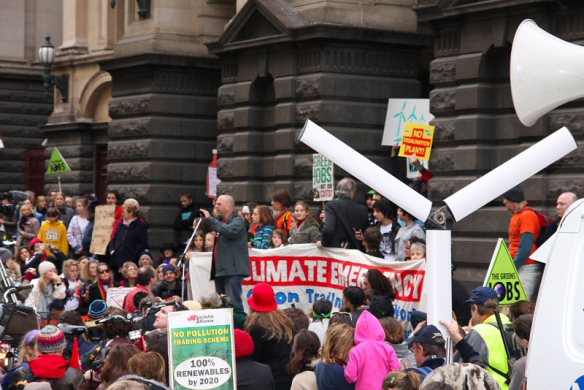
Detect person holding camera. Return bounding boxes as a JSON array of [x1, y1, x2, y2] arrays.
[[24, 261, 66, 322]]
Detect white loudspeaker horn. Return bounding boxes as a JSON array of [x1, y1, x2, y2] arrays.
[[511, 19, 584, 127]]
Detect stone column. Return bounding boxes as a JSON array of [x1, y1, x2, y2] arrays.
[[103, 55, 221, 248]]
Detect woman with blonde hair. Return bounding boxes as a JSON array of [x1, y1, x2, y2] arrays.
[[315, 324, 355, 390], [121, 261, 139, 287], [16, 202, 40, 254], [0, 330, 40, 388], [245, 283, 294, 390], [58, 259, 83, 313], [24, 261, 66, 321], [80, 259, 98, 284]]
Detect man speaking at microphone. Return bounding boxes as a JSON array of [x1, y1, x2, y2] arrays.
[[200, 195, 249, 312]]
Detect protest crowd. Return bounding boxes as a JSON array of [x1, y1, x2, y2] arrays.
[[0, 169, 574, 390]]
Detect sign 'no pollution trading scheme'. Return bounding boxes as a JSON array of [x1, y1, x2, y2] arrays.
[[483, 238, 528, 305], [168, 309, 236, 390]]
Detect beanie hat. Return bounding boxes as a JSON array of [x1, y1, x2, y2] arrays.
[[38, 261, 56, 277], [88, 299, 108, 320], [234, 329, 254, 359], [163, 264, 177, 274], [247, 283, 277, 312], [29, 238, 43, 250], [139, 250, 153, 261], [37, 325, 66, 354], [502, 186, 525, 203]]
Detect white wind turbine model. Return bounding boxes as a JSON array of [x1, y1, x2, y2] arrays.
[[298, 120, 575, 361]]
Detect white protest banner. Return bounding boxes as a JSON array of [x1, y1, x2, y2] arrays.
[[90, 205, 116, 255], [382, 99, 434, 146], [106, 287, 134, 309], [168, 309, 236, 390], [189, 244, 426, 334], [313, 154, 334, 201]]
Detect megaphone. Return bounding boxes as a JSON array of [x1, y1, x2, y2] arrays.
[[511, 19, 584, 127]]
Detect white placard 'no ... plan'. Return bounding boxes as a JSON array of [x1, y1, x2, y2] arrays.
[[382, 99, 434, 146]]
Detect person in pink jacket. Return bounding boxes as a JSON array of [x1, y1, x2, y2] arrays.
[[344, 310, 400, 389]]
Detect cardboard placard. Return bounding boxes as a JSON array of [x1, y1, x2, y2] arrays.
[[46, 148, 71, 175], [483, 238, 528, 305], [398, 123, 435, 161], [313, 154, 334, 201], [168, 309, 236, 390], [106, 287, 134, 309], [90, 205, 116, 255], [382, 99, 434, 145]]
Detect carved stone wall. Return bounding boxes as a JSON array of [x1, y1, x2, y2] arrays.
[[417, 1, 584, 288], [213, 25, 431, 204], [0, 75, 53, 192], [102, 55, 220, 248]]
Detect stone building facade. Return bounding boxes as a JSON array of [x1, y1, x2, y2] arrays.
[[0, 0, 62, 195], [1, 0, 583, 283]]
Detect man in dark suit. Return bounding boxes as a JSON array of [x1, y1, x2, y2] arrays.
[[321, 178, 368, 249]]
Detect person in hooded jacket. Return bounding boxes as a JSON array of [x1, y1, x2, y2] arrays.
[[10, 325, 84, 390], [288, 201, 321, 244], [344, 310, 400, 390]]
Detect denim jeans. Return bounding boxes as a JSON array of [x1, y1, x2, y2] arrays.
[[518, 263, 543, 302], [214, 275, 244, 311]]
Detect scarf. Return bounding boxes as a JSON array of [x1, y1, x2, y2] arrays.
[[97, 278, 112, 300]]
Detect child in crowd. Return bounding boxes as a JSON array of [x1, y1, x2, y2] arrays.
[[271, 229, 288, 248], [308, 299, 332, 345], [382, 371, 421, 390], [379, 316, 416, 369], [344, 310, 400, 390], [159, 243, 177, 266], [410, 242, 426, 261], [204, 232, 215, 252], [191, 232, 205, 252], [315, 324, 355, 390], [250, 205, 275, 250], [288, 329, 320, 390], [362, 227, 383, 258], [37, 208, 68, 254]]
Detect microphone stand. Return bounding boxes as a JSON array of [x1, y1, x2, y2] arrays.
[[177, 217, 203, 302]]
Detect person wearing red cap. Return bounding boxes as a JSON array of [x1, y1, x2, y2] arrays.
[[244, 283, 294, 390], [234, 329, 274, 390]]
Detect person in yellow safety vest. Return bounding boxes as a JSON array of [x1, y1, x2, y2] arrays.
[[464, 286, 512, 390]]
